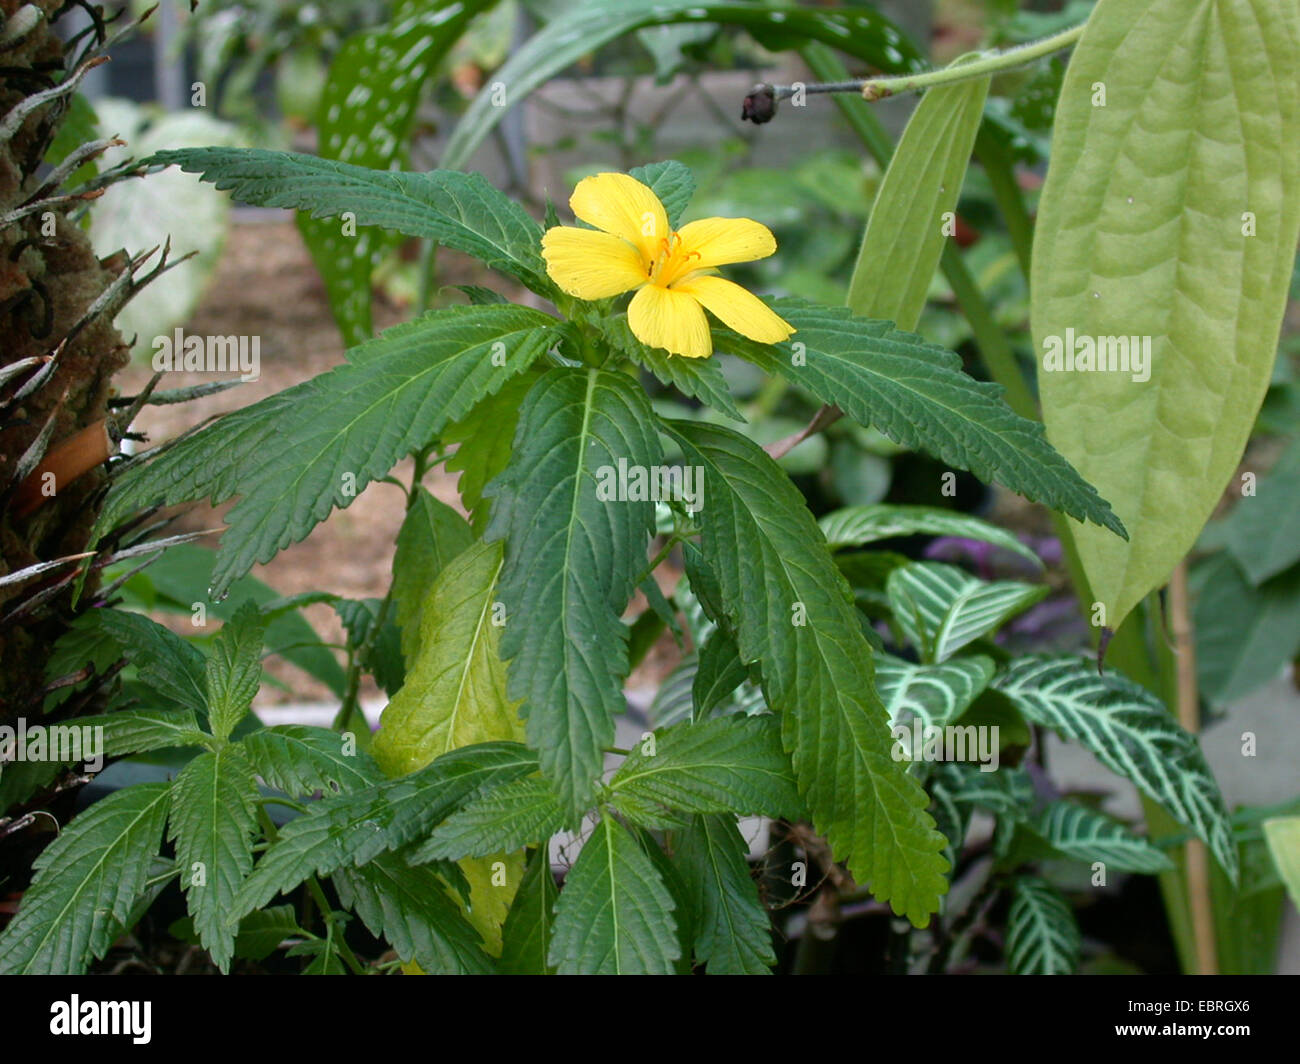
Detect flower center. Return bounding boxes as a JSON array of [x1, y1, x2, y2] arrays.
[[647, 231, 699, 287]]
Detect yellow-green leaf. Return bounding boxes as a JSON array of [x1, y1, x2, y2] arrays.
[[1263, 816, 1300, 911], [1033, 0, 1300, 628]]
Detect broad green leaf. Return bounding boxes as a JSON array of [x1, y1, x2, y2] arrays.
[[1006, 876, 1080, 974], [1193, 555, 1300, 705], [232, 743, 536, 920], [167, 747, 260, 971], [299, 0, 496, 342], [205, 601, 266, 742], [94, 609, 208, 718], [847, 71, 990, 331], [1262, 816, 1300, 911], [609, 716, 802, 820], [485, 368, 661, 816], [601, 314, 744, 422], [443, 368, 541, 535], [993, 654, 1238, 883], [886, 562, 1047, 663], [673, 814, 775, 975], [95, 304, 557, 598], [231, 906, 305, 961], [412, 777, 565, 863], [628, 160, 696, 228], [239, 724, 383, 797], [874, 652, 996, 731], [668, 420, 949, 925], [332, 853, 494, 975], [1037, 800, 1174, 874], [441, 0, 920, 169], [149, 148, 551, 297], [70, 707, 208, 759], [723, 301, 1124, 538], [692, 627, 750, 718], [819, 503, 1041, 568], [1222, 440, 1300, 585], [391, 489, 473, 660], [548, 814, 679, 975], [499, 847, 558, 975], [373, 541, 524, 776], [1033, 0, 1300, 628], [0, 783, 171, 974]]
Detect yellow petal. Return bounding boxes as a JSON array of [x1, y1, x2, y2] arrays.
[[674, 216, 777, 272], [628, 283, 712, 359], [570, 172, 668, 261], [673, 274, 793, 344], [541, 226, 647, 299]]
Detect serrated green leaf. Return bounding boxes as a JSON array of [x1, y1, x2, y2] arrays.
[[231, 905, 304, 961], [548, 814, 679, 975], [332, 852, 494, 974], [444, 368, 541, 535], [0, 783, 171, 974], [1006, 876, 1080, 974], [412, 777, 565, 863], [485, 368, 661, 816], [673, 814, 775, 974], [722, 300, 1124, 538], [373, 541, 524, 777], [886, 562, 1048, 663], [299, 0, 496, 342], [1262, 816, 1300, 911], [693, 627, 750, 718], [149, 147, 551, 299], [609, 715, 801, 821], [499, 847, 558, 975], [606, 316, 746, 422], [94, 609, 208, 718], [167, 746, 260, 971], [628, 160, 696, 227], [993, 654, 1237, 883], [1033, 0, 1300, 628], [874, 652, 996, 732], [1037, 800, 1174, 874], [819, 503, 1041, 568], [441, 1, 919, 170], [391, 489, 474, 660], [239, 724, 383, 797], [205, 601, 266, 741], [95, 305, 557, 598], [232, 743, 536, 921], [847, 71, 990, 331], [667, 420, 949, 925]]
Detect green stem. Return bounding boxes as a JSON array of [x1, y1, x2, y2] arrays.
[[859, 23, 1087, 101], [973, 125, 1035, 280]]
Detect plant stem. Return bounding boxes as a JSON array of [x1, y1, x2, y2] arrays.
[[859, 23, 1087, 101], [973, 124, 1035, 280]]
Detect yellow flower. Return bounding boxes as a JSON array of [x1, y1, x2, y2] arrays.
[[541, 172, 794, 359]]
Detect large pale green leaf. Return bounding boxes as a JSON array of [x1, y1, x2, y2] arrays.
[[993, 654, 1238, 882], [847, 71, 990, 331], [95, 305, 557, 598], [1036, 800, 1174, 874], [668, 420, 949, 925], [167, 746, 260, 972], [485, 368, 661, 817], [819, 503, 1041, 568], [608, 716, 802, 821], [373, 541, 524, 777], [885, 562, 1048, 663], [874, 652, 996, 730], [298, 0, 497, 342], [548, 814, 679, 975], [672, 814, 775, 975], [391, 489, 473, 660], [1263, 816, 1300, 911], [0, 783, 171, 974], [150, 148, 551, 298], [1006, 876, 1080, 974], [723, 301, 1124, 538], [231, 743, 536, 920], [440, 0, 920, 170], [1033, 0, 1300, 627]]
